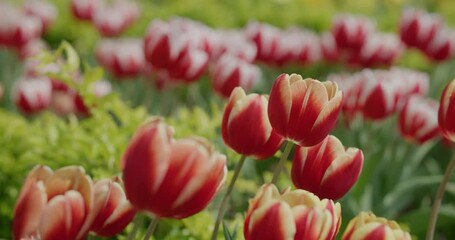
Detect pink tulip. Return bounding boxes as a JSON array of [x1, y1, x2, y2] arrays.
[[121, 118, 227, 219], [268, 73, 343, 146], [244, 184, 341, 240], [13, 165, 95, 240], [222, 87, 284, 159], [438, 79, 455, 142], [210, 54, 260, 98], [398, 96, 439, 144], [13, 77, 52, 114], [342, 212, 411, 240], [90, 178, 136, 237], [291, 135, 363, 200]]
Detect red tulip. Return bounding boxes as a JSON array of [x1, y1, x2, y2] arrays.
[[95, 38, 145, 78], [268, 73, 343, 146], [331, 14, 375, 51], [244, 184, 341, 240], [342, 212, 411, 240], [167, 48, 209, 83], [273, 28, 321, 66], [13, 77, 52, 114], [438, 79, 455, 142], [423, 29, 455, 61], [244, 21, 281, 63], [23, 0, 57, 31], [291, 135, 363, 200], [398, 96, 439, 144], [347, 33, 403, 67], [400, 9, 443, 49], [90, 178, 136, 237], [13, 165, 95, 240], [121, 118, 227, 219], [70, 0, 100, 21], [222, 87, 284, 159], [210, 54, 260, 98]]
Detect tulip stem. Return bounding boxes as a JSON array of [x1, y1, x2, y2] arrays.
[[271, 141, 294, 184], [143, 217, 159, 240], [426, 155, 455, 240], [127, 214, 143, 240], [211, 155, 247, 240]]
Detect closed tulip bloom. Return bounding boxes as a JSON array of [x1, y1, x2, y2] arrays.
[[291, 135, 363, 200], [13, 165, 95, 240], [122, 118, 227, 219], [210, 54, 260, 98], [222, 87, 284, 159], [244, 21, 281, 63], [90, 178, 136, 237], [400, 9, 443, 49], [439, 79, 455, 141], [398, 96, 439, 144], [244, 184, 341, 240], [331, 14, 375, 51], [92, 2, 139, 37], [348, 33, 403, 67], [423, 29, 455, 61], [342, 212, 411, 240], [0, 8, 42, 48], [23, 0, 57, 31], [70, 0, 100, 21], [268, 73, 343, 146], [167, 48, 209, 83], [13, 77, 52, 114]]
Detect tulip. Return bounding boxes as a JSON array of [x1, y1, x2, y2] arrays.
[[438, 79, 455, 141], [398, 96, 439, 144], [90, 178, 136, 237], [347, 33, 403, 67], [0, 7, 42, 48], [167, 48, 209, 83], [320, 32, 339, 63], [244, 21, 281, 63], [331, 14, 375, 51], [222, 87, 284, 159], [13, 77, 52, 114], [122, 118, 227, 219], [92, 2, 139, 37], [95, 38, 145, 78], [291, 135, 363, 200], [268, 73, 343, 146], [423, 29, 455, 61], [13, 165, 95, 240], [211, 30, 257, 62], [342, 212, 411, 240], [70, 0, 100, 21], [244, 184, 341, 240], [17, 39, 48, 60], [23, 0, 57, 31], [210, 54, 260, 98], [399, 9, 443, 49]]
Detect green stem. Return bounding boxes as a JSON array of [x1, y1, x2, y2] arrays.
[[271, 141, 294, 184], [143, 217, 160, 240], [210, 155, 247, 240], [426, 155, 455, 240], [126, 214, 143, 240]]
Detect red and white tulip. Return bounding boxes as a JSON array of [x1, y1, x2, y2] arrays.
[[331, 14, 375, 51], [23, 0, 57, 31], [438, 79, 455, 142], [13, 77, 52, 114]]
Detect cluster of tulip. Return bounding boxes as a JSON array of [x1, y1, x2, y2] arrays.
[[328, 68, 439, 144], [0, 1, 56, 58], [71, 0, 139, 37], [400, 8, 455, 61], [13, 57, 112, 116]]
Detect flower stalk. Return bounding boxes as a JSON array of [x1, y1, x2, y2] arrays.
[[271, 141, 294, 184]]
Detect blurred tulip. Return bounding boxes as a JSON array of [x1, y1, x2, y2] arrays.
[[398, 96, 439, 144], [73, 80, 112, 116], [167, 48, 209, 83], [222, 87, 284, 159], [291, 135, 363, 200], [400, 9, 443, 49], [210, 54, 260, 98], [92, 1, 139, 37], [23, 0, 57, 31], [273, 27, 321, 66], [121, 118, 227, 219], [244, 184, 341, 240], [71, 0, 100, 21], [211, 30, 257, 62], [17, 39, 48, 60], [348, 33, 403, 67], [13, 77, 52, 114], [13, 165, 95, 240], [0, 7, 42, 48], [95, 38, 145, 78], [268, 73, 343, 146], [342, 212, 411, 240], [320, 32, 339, 62], [423, 29, 455, 61], [331, 14, 375, 51], [244, 21, 280, 63], [90, 178, 136, 237], [438, 79, 455, 142]]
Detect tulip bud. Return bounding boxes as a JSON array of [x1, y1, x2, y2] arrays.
[[268, 73, 343, 146], [291, 135, 363, 200], [13, 165, 95, 240], [244, 184, 341, 240], [90, 178, 136, 237], [210, 54, 260, 98], [398, 96, 439, 144], [122, 118, 227, 219], [222, 87, 284, 159], [13, 77, 52, 114], [342, 212, 411, 240], [438, 79, 455, 142]]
